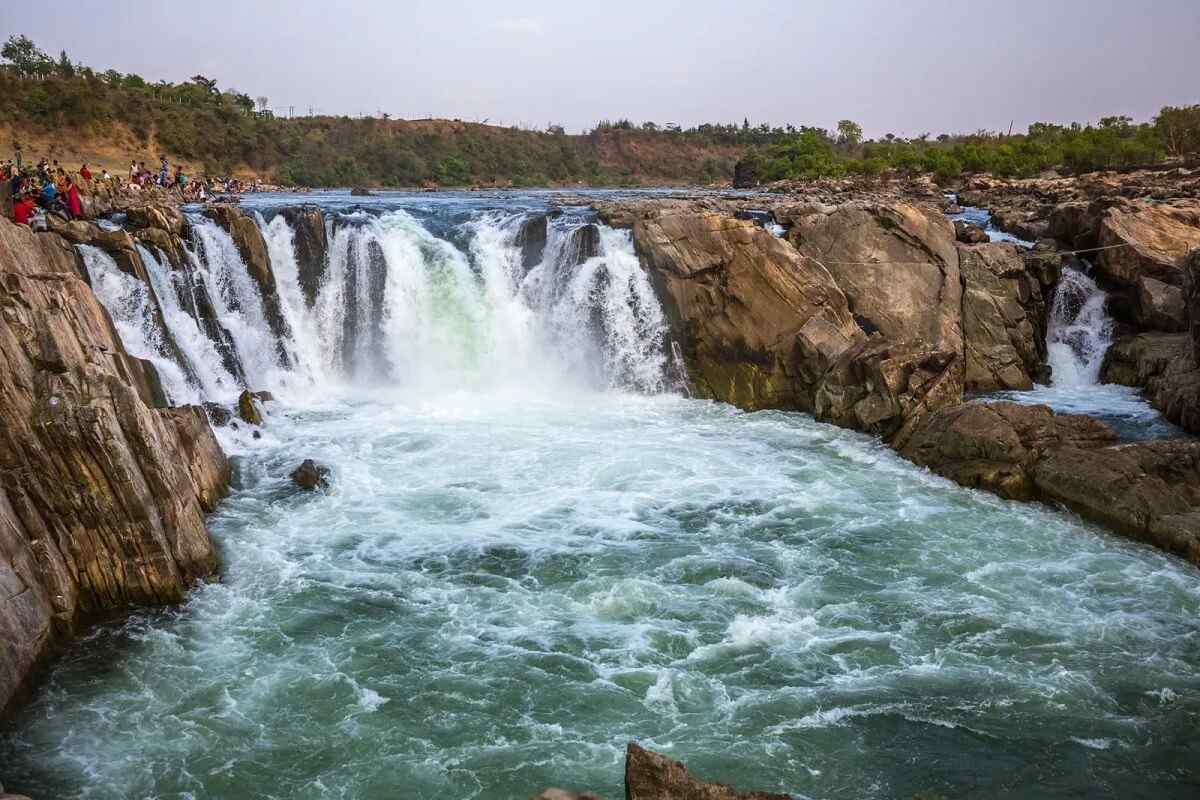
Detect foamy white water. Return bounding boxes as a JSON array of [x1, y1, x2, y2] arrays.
[[8, 194, 1197, 799]]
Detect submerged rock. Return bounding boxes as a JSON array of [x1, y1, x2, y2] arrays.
[[202, 401, 234, 427], [291, 459, 331, 491], [350, 187, 374, 196], [516, 214, 548, 269]]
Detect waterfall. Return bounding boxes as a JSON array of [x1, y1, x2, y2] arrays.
[[81, 205, 672, 408], [79, 245, 198, 405], [1045, 264, 1113, 387]]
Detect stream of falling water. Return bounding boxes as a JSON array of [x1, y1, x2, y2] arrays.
[[3, 196, 1198, 800]]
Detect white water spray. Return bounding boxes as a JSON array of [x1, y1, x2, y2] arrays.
[[1045, 265, 1113, 387]]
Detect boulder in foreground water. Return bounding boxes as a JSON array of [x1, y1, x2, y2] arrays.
[[625, 743, 792, 800], [291, 459, 331, 491]]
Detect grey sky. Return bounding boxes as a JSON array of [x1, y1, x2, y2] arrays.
[[3, 0, 1198, 136]]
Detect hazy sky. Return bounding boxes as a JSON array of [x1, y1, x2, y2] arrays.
[[3, 0, 1198, 136]]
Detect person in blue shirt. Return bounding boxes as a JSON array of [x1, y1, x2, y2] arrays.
[[38, 180, 58, 213]]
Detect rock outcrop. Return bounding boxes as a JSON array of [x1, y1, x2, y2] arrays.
[[957, 243, 1051, 390], [1102, 333, 1200, 435], [903, 401, 1200, 563], [627, 206, 861, 411], [625, 743, 791, 800], [516, 214, 548, 270], [279, 206, 329, 307], [1095, 201, 1200, 289], [0, 217, 230, 716], [291, 460, 331, 491]]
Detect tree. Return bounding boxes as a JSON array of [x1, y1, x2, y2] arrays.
[[1155, 105, 1200, 157], [1, 35, 49, 78], [191, 74, 219, 95], [56, 49, 75, 78], [256, 96, 270, 113], [836, 119, 863, 147]]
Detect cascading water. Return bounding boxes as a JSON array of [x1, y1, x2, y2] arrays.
[[10, 194, 1198, 800], [79, 244, 198, 404], [1044, 264, 1113, 387]]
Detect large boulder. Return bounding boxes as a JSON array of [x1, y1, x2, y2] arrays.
[[516, 214, 548, 270], [630, 208, 862, 410], [902, 402, 1118, 500], [125, 204, 187, 237], [813, 339, 962, 448], [954, 219, 989, 244], [787, 202, 963, 355], [0, 218, 229, 716], [1095, 200, 1200, 289], [625, 744, 791, 800], [279, 206, 328, 307], [957, 243, 1049, 391], [1034, 441, 1200, 563], [1135, 276, 1187, 332]]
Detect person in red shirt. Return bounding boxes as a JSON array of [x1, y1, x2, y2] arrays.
[[66, 176, 83, 220], [79, 163, 92, 182], [12, 192, 36, 226]]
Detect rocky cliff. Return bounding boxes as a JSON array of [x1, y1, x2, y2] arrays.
[[0, 216, 229, 716], [600, 194, 1200, 565]]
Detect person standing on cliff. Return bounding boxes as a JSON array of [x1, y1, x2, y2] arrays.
[[65, 175, 83, 220], [80, 163, 92, 182], [12, 191, 36, 226]]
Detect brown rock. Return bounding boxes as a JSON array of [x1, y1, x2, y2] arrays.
[[237, 390, 264, 426], [631, 209, 861, 411], [291, 459, 331, 491], [0, 217, 229, 716], [902, 402, 1118, 500], [1102, 333, 1200, 435], [125, 204, 186, 237], [1136, 276, 1187, 332], [954, 219, 989, 244], [625, 743, 791, 800], [1096, 201, 1200, 289], [787, 202, 963, 356], [1033, 441, 1200, 562], [958, 243, 1048, 391], [517, 214, 548, 270], [1185, 247, 1200, 362]]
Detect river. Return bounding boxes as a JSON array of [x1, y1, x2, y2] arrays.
[[2, 191, 1197, 799]]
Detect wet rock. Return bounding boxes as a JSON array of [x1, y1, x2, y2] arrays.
[[958, 243, 1049, 391], [1185, 247, 1200, 361], [205, 204, 292, 362], [237, 390, 264, 426], [625, 743, 792, 800], [565, 223, 601, 267], [902, 401, 1118, 501], [630, 208, 861, 411], [529, 790, 601, 800], [125, 204, 186, 237], [0, 217, 230, 716], [1102, 333, 1200, 435], [1034, 440, 1200, 563], [253, 390, 275, 402], [291, 459, 331, 491], [516, 214, 548, 269], [202, 402, 233, 427], [954, 219, 989, 244], [350, 187, 374, 196], [279, 206, 328, 307]]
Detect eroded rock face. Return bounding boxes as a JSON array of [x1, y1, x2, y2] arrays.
[[954, 219, 989, 244], [0, 217, 229, 715], [1034, 441, 1200, 563], [1185, 248, 1200, 361], [958, 243, 1050, 391], [625, 743, 791, 800], [517, 214, 548, 270], [279, 206, 329, 307], [1095, 200, 1200, 289], [902, 402, 1118, 500], [629, 208, 862, 411], [1102, 333, 1200, 435], [787, 202, 962, 355]]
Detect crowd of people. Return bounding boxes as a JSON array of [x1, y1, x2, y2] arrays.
[[4, 148, 270, 227]]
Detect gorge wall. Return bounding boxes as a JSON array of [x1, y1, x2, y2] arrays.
[[598, 193, 1200, 565], [0, 215, 229, 716]]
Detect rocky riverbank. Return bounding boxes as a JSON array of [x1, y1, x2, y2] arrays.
[[594, 169, 1200, 565], [0, 213, 230, 716]]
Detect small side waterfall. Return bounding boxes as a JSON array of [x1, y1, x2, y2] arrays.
[[1045, 265, 1113, 387]]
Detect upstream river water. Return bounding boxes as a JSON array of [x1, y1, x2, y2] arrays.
[[1, 191, 1197, 799]]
